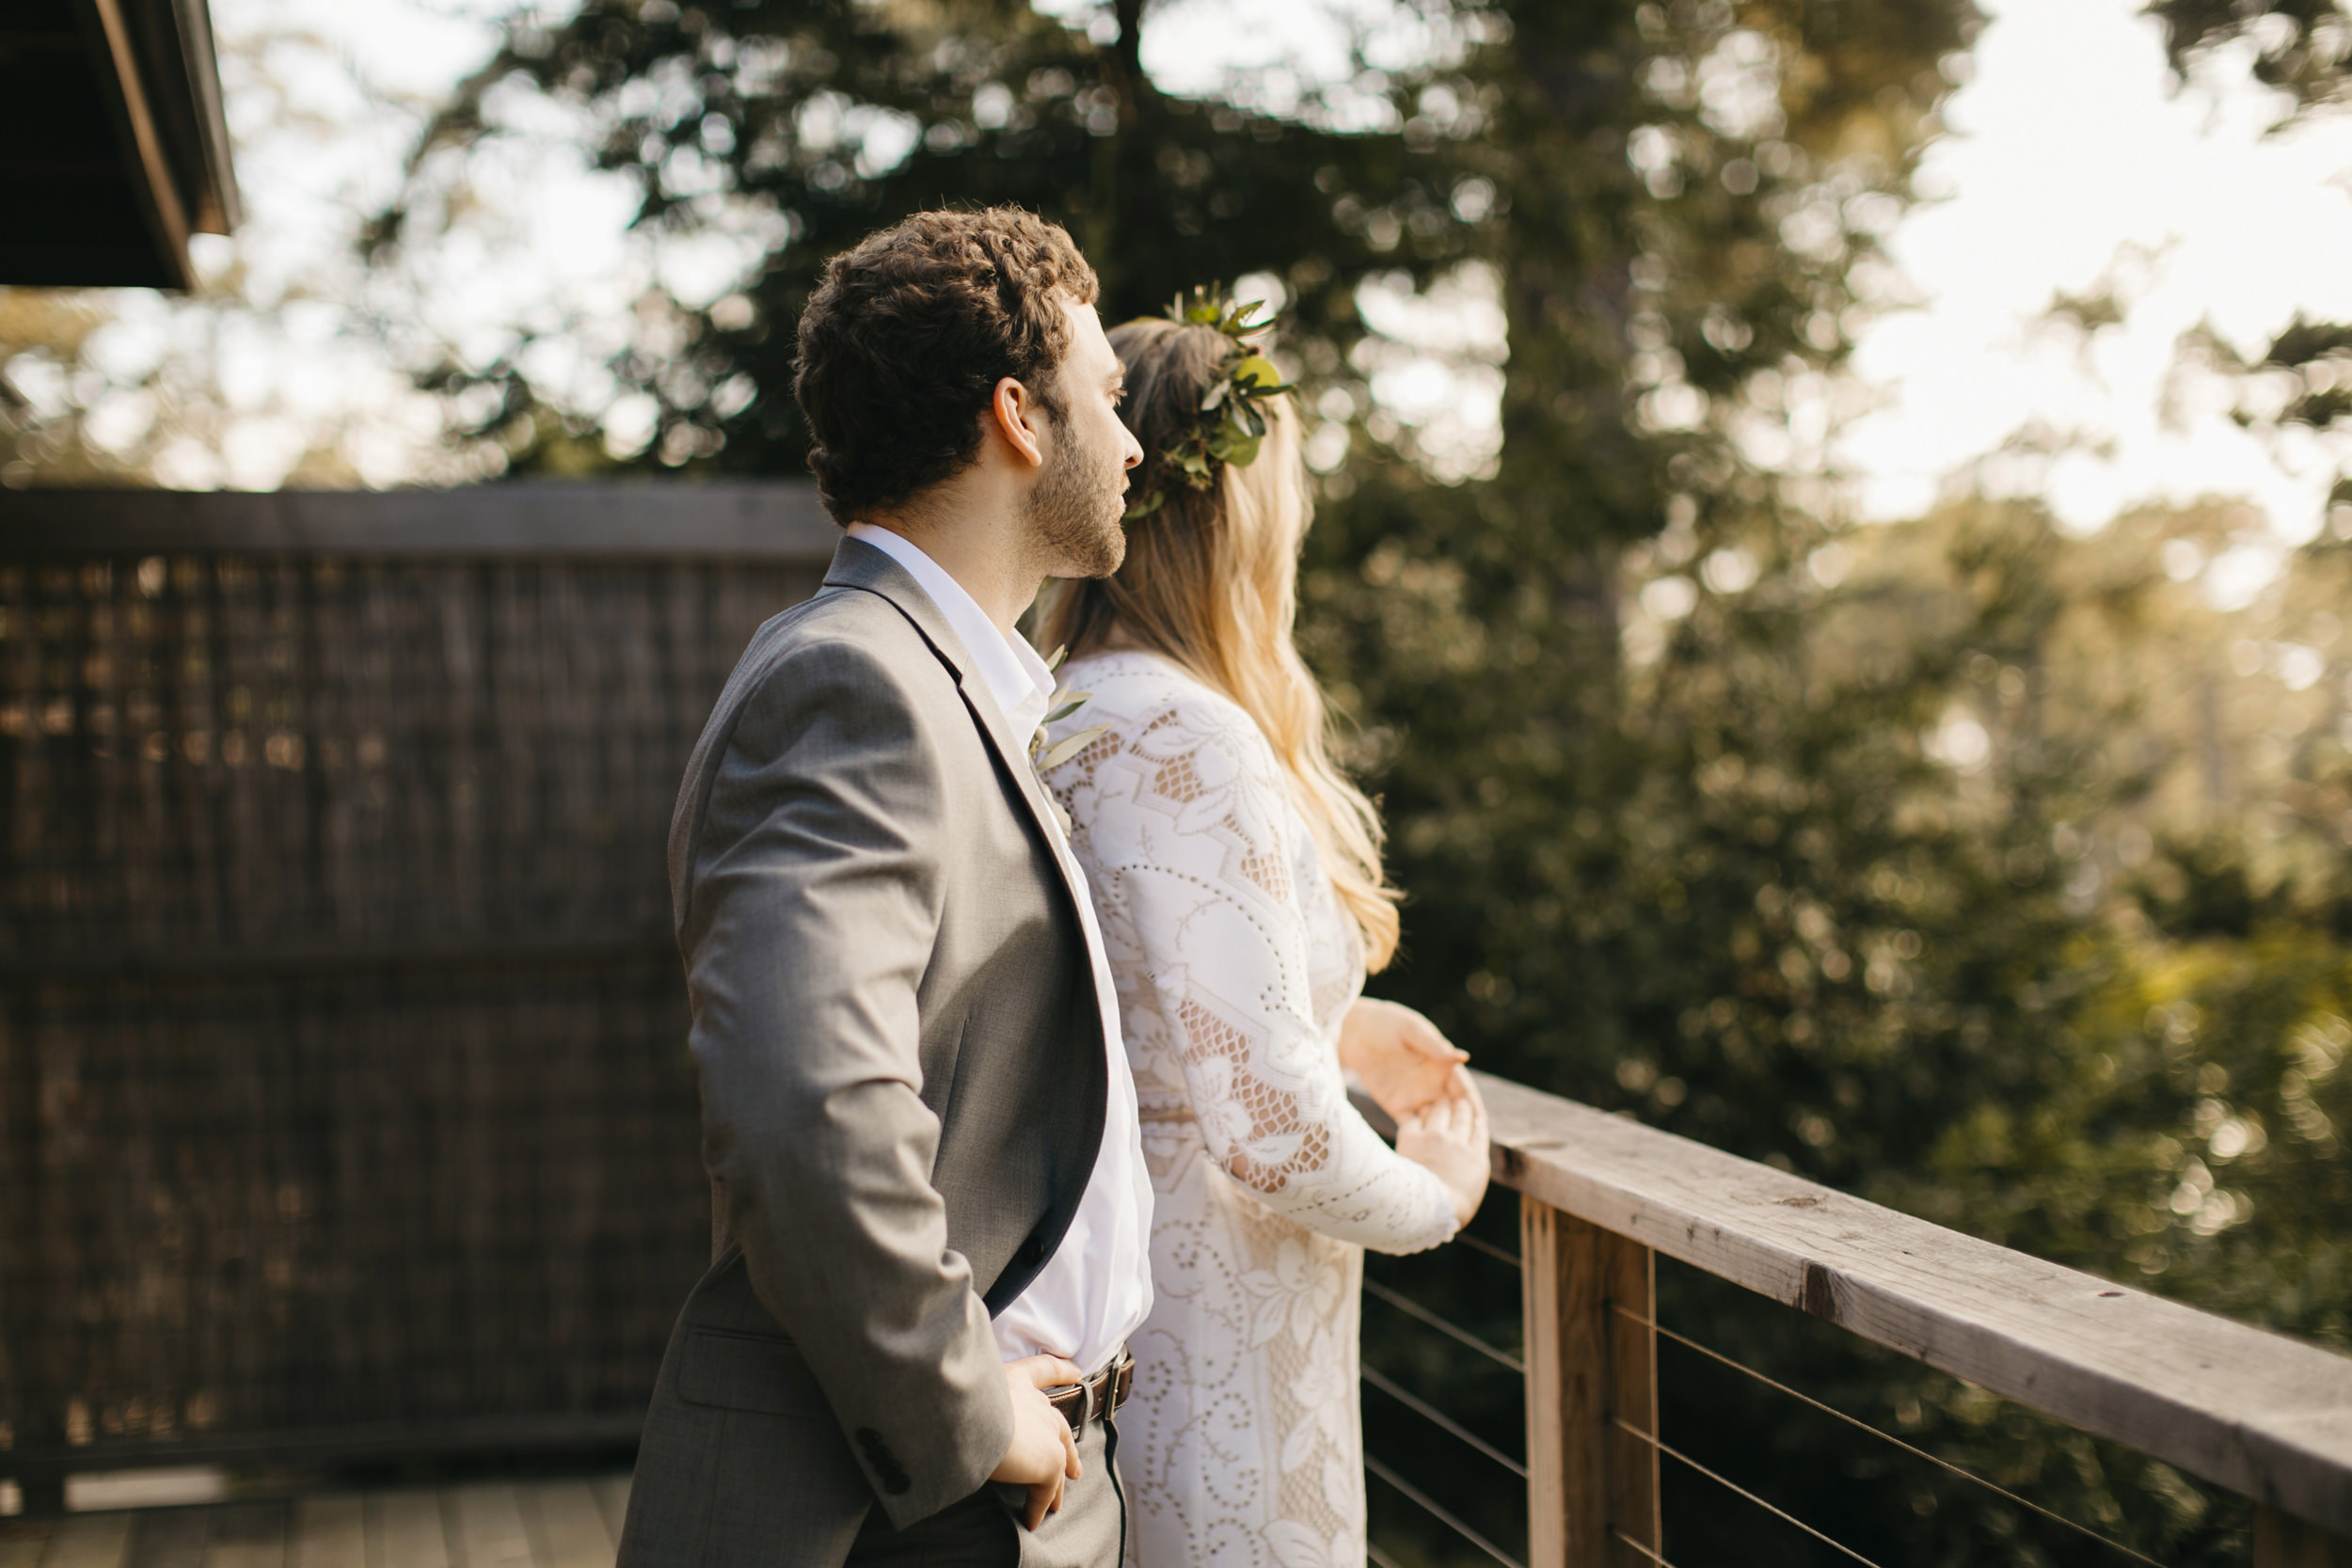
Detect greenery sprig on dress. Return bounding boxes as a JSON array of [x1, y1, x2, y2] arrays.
[[1032, 643, 1107, 773]]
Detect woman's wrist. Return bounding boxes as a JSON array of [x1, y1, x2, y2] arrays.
[[1335, 996, 1381, 1073], [1427, 1172, 1465, 1240]]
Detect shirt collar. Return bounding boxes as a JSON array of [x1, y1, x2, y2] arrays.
[[844, 522, 1056, 737]]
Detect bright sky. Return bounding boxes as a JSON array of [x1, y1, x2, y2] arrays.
[[1839, 0, 2352, 543], [78, 0, 2352, 531]]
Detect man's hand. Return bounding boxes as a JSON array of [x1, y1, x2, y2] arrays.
[[1396, 1069, 1491, 1229], [990, 1354, 1084, 1530], [1340, 998, 1470, 1121]]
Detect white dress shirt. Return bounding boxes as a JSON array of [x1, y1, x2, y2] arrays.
[[846, 523, 1154, 1376]]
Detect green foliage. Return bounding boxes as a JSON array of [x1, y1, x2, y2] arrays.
[[1952, 918, 2352, 1341]]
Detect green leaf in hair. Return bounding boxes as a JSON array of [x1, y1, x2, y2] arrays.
[[1120, 283, 1297, 521]]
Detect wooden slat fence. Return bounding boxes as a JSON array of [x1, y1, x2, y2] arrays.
[[0, 483, 837, 1509]]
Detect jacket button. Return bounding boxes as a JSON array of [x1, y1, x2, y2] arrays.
[[854, 1428, 912, 1496]]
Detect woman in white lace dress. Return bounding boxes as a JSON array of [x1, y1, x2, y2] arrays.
[[1036, 304, 1491, 1567]]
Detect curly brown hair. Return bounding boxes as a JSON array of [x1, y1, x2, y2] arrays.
[[793, 207, 1101, 525]]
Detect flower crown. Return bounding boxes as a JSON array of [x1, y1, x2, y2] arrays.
[[1121, 286, 1296, 522]]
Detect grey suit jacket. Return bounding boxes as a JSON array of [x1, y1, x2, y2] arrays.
[[617, 537, 1109, 1566]]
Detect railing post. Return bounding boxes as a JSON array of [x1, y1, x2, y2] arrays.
[[1522, 1194, 1661, 1568], [2257, 1505, 2352, 1567]]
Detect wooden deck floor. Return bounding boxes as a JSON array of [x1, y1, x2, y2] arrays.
[[0, 1477, 631, 1568]]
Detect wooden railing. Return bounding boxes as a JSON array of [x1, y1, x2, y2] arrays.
[[1361, 1073, 2352, 1568]]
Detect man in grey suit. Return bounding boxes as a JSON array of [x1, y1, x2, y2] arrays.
[[617, 208, 1152, 1566]]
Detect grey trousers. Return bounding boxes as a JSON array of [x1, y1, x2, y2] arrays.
[[848, 1418, 1120, 1568]]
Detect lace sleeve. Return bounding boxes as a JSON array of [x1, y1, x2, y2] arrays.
[[1084, 695, 1457, 1255]]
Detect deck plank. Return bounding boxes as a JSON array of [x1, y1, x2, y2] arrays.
[[0, 1521, 56, 1568], [42, 1513, 135, 1568], [446, 1489, 531, 1568], [368, 1496, 443, 1568], [518, 1484, 610, 1568], [198, 1504, 285, 1568], [6, 1475, 630, 1568], [126, 1511, 208, 1568], [289, 1499, 362, 1568], [585, 1482, 628, 1551]]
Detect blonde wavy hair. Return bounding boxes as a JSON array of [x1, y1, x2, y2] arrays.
[[1037, 314, 1402, 971]]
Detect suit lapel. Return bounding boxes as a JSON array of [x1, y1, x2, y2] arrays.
[[820, 538, 1089, 912], [822, 538, 1109, 1313]]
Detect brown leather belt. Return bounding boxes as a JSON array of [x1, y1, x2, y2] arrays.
[[1046, 1348, 1134, 1431]]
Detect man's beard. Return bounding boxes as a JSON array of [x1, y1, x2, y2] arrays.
[[1024, 414, 1127, 578]]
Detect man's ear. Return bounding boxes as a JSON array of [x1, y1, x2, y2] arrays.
[[988, 375, 1046, 470]]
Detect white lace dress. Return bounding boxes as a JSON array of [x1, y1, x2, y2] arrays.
[[1043, 652, 1458, 1568]]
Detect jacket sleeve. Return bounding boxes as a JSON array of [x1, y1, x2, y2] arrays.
[[678, 635, 1011, 1527]]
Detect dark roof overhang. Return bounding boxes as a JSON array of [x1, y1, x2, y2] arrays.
[[0, 0, 241, 290]]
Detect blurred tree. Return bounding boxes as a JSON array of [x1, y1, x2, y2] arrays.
[[1306, 0, 1984, 1128], [373, 0, 1490, 473], [0, 290, 123, 486], [1579, 492, 2352, 1566], [1718, 492, 2352, 1356]]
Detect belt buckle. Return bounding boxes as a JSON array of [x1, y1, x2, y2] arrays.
[[1047, 1347, 1133, 1432]]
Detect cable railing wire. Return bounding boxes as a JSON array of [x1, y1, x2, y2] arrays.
[[1364, 1290, 2168, 1568], [1614, 1305, 2169, 1568], [1361, 1278, 1523, 1374], [1612, 1528, 1680, 1567], [1360, 1365, 1528, 1480], [1363, 1197, 2198, 1568], [1364, 1453, 1527, 1568], [1454, 1232, 1521, 1269], [1363, 1283, 2173, 1568], [1613, 1416, 1888, 1568]]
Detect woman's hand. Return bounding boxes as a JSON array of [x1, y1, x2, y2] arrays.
[[1395, 1069, 1491, 1230], [1340, 997, 1470, 1121]]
